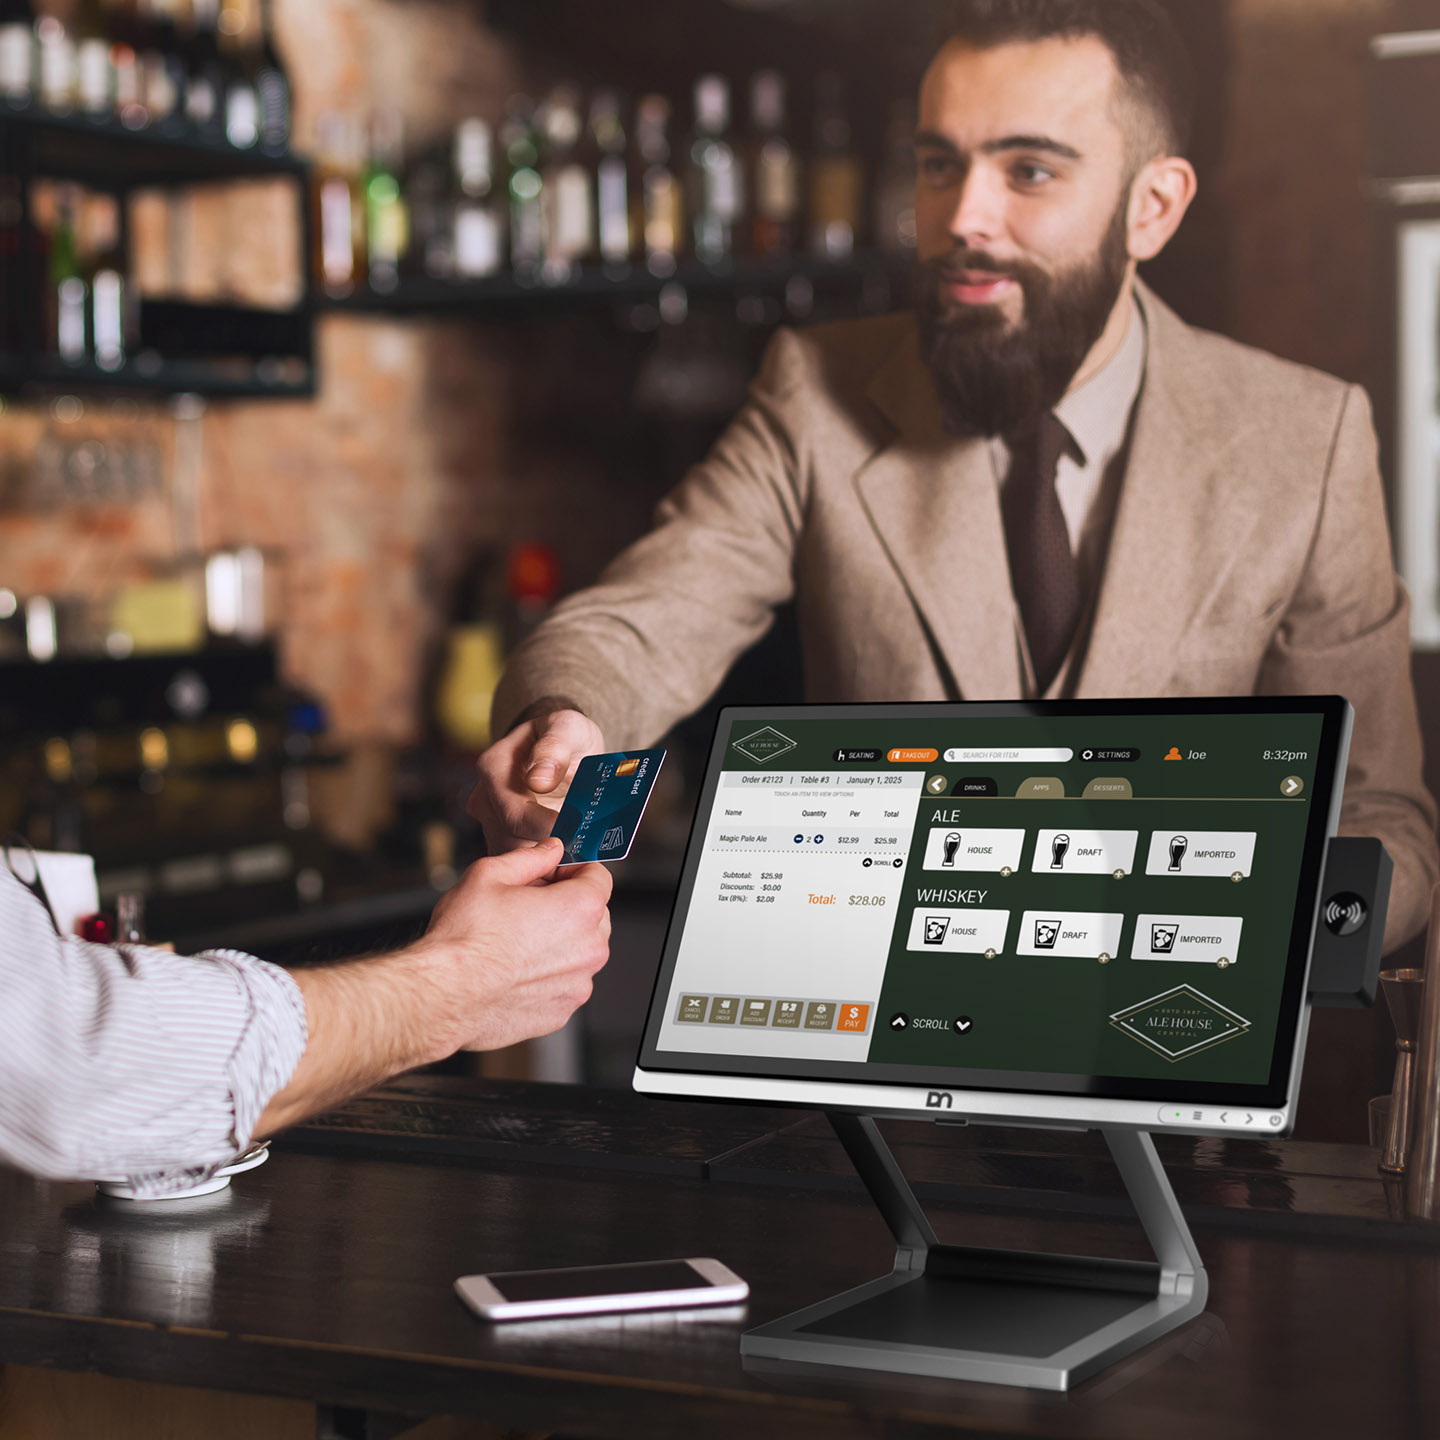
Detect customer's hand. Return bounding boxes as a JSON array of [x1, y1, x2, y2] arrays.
[[423, 838, 613, 1052], [469, 707, 606, 854]]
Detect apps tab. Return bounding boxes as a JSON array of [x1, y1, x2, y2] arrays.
[[921, 826, 1025, 872], [1032, 828, 1138, 876], [905, 908, 1010, 955], [1132, 914, 1243, 966], [1015, 776, 1066, 798], [1017, 910, 1124, 959], [1145, 830, 1256, 878]]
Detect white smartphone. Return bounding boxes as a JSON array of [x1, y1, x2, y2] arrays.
[[454, 1257, 748, 1322]]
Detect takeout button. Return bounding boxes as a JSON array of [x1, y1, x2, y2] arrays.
[[888, 748, 939, 763]]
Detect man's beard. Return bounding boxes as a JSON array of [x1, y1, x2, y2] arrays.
[[914, 203, 1130, 440]]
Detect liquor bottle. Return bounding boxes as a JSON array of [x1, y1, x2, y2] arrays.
[[405, 142, 452, 278], [181, 0, 223, 138], [254, 0, 287, 152], [83, 190, 126, 370], [220, 0, 257, 147], [115, 891, 145, 943], [144, 0, 187, 131], [0, 0, 32, 107], [34, 6, 76, 113], [47, 186, 87, 363], [688, 75, 741, 266], [540, 85, 591, 284], [312, 111, 363, 296], [452, 117, 502, 279], [106, 0, 145, 129], [502, 96, 543, 280], [749, 70, 798, 256], [365, 109, 407, 292], [73, 0, 112, 116], [808, 72, 863, 258], [873, 99, 917, 256], [589, 90, 630, 269], [634, 93, 681, 277]]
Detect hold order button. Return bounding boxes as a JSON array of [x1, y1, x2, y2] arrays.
[[888, 747, 939, 763]]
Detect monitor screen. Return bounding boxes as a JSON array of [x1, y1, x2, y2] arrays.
[[636, 699, 1350, 1129]]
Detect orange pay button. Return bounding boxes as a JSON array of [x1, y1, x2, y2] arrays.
[[888, 748, 938, 764], [837, 1003, 871, 1033]]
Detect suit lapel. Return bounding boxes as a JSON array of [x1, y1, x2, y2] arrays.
[[854, 330, 1023, 700], [1073, 284, 1262, 699]]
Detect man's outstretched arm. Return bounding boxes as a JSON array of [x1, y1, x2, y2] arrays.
[[0, 840, 610, 1188]]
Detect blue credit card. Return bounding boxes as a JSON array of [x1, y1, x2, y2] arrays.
[[551, 749, 667, 865]]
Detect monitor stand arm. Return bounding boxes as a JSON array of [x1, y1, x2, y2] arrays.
[[740, 1114, 1208, 1392]]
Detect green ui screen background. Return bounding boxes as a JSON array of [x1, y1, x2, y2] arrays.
[[721, 711, 1325, 1088]]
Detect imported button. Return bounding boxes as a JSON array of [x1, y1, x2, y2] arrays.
[[889, 748, 939, 764], [1015, 776, 1066, 798], [708, 996, 740, 1024], [739, 998, 773, 1027], [957, 776, 998, 796], [676, 995, 709, 1024], [837, 1003, 871, 1033], [772, 999, 803, 1029], [804, 1001, 837, 1030], [1145, 830, 1256, 878]]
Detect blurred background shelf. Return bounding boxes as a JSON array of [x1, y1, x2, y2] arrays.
[[0, 103, 306, 186], [320, 250, 910, 320]]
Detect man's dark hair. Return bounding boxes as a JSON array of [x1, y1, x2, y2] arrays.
[[944, 0, 1195, 160]]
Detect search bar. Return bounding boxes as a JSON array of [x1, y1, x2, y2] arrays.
[[943, 747, 1074, 763]]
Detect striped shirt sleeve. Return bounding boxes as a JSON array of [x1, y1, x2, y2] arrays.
[[0, 868, 308, 1193]]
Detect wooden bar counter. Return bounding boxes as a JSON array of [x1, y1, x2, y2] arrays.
[[2, 1076, 1438, 1439]]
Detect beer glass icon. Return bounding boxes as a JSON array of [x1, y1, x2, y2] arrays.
[[1051, 833, 1070, 869], [1168, 835, 1188, 872], [942, 832, 962, 867]]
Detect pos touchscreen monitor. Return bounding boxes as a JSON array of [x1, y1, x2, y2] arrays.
[[634, 698, 1351, 1138]]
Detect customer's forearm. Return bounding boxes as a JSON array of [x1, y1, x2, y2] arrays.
[[252, 940, 459, 1138]]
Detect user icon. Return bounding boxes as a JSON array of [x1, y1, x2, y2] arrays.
[[1164, 746, 1183, 761]]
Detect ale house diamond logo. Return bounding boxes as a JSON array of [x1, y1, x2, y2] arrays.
[[731, 726, 798, 765], [1109, 984, 1251, 1062]]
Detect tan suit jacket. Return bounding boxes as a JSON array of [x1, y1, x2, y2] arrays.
[[495, 281, 1439, 951]]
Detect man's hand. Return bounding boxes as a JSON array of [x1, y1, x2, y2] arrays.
[[424, 838, 613, 1053], [469, 706, 606, 854], [253, 839, 612, 1139]]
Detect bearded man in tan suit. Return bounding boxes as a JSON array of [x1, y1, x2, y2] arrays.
[[475, 0, 1439, 952]]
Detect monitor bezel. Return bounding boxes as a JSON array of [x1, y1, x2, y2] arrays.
[[635, 697, 1351, 1120]]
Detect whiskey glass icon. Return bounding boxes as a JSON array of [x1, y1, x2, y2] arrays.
[[942, 832, 962, 867], [1050, 833, 1070, 869], [1168, 835, 1188, 872]]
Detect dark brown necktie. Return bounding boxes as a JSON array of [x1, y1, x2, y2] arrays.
[[1001, 412, 1080, 694]]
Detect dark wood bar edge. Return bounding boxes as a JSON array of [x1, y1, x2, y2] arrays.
[[2, 1076, 1438, 1439]]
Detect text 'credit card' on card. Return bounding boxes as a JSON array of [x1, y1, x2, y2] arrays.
[[551, 749, 667, 865]]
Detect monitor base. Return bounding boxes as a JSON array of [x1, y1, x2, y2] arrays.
[[740, 1114, 1207, 1392]]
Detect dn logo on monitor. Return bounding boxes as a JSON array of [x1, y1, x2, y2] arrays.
[[925, 1091, 954, 1109]]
